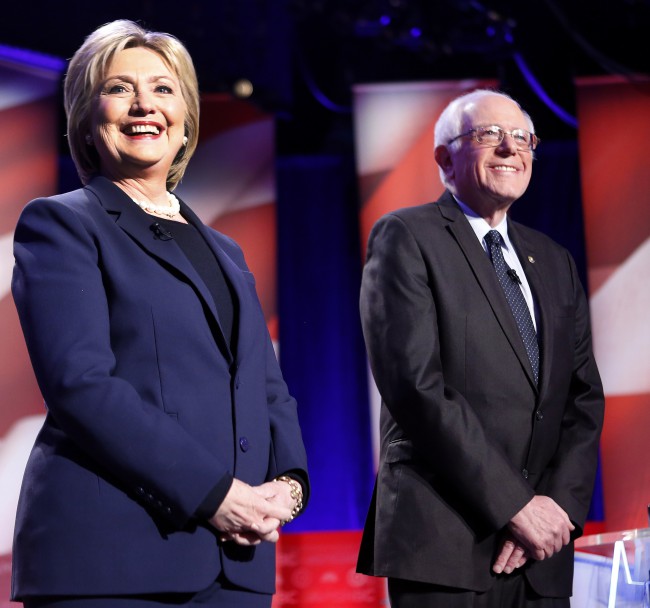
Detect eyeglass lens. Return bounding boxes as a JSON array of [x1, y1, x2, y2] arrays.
[[476, 126, 535, 150]]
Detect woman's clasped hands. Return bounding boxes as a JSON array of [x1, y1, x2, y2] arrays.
[[210, 478, 299, 546]]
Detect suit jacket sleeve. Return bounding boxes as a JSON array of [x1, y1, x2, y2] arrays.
[[361, 212, 534, 531], [264, 334, 310, 505]]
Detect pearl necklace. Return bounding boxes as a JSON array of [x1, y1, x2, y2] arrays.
[[131, 192, 180, 218]]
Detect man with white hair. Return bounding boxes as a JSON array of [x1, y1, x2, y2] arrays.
[[357, 90, 604, 607]]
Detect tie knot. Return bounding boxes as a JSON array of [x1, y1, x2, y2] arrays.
[[486, 230, 503, 247]]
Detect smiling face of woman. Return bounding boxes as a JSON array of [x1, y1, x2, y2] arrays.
[[90, 46, 187, 185]]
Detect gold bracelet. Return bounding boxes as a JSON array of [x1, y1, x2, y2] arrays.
[[274, 475, 304, 523]]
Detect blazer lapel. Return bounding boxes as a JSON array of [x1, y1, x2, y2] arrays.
[[437, 193, 538, 391], [85, 177, 233, 362]]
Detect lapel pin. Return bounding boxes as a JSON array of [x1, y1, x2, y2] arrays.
[[528, 256, 535, 264]]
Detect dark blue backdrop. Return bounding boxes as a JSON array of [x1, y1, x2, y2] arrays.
[[277, 155, 375, 532]]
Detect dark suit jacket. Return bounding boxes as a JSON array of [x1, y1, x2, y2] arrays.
[[357, 191, 603, 597], [11, 176, 308, 599]]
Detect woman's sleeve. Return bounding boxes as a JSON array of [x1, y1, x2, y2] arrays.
[[264, 330, 310, 507]]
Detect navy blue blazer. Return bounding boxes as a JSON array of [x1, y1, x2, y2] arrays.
[[11, 177, 309, 599]]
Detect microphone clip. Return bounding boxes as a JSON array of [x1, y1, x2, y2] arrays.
[[150, 222, 173, 241], [507, 268, 522, 285]]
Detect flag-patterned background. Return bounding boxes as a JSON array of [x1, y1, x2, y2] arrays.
[[0, 43, 648, 607]]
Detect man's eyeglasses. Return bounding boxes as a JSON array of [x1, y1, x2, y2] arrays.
[[447, 125, 539, 151]]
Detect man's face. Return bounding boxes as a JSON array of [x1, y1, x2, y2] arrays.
[[442, 95, 534, 210]]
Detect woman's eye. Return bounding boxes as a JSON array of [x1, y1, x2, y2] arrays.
[[106, 84, 129, 94], [156, 85, 173, 94]]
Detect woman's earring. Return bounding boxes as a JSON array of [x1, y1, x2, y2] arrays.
[[182, 136, 188, 146]]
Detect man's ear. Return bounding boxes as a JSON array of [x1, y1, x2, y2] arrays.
[[434, 145, 453, 180]]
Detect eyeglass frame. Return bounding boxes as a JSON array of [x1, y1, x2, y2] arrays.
[[447, 125, 540, 151]]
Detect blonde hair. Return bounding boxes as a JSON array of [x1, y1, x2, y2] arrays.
[[64, 19, 200, 190]]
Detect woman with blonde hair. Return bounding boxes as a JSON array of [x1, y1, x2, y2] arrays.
[[11, 19, 308, 608]]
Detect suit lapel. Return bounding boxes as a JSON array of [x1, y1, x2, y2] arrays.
[[437, 193, 538, 391], [85, 177, 234, 363]]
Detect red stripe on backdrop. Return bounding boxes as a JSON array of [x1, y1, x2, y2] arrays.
[[354, 79, 496, 257], [274, 531, 387, 607], [211, 202, 278, 340], [198, 93, 271, 140], [600, 394, 650, 530], [176, 94, 278, 337], [576, 75, 650, 532], [359, 115, 443, 249], [0, 59, 60, 605], [0, 98, 59, 233], [576, 77, 650, 274], [0, 96, 58, 434], [0, 553, 11, 608]]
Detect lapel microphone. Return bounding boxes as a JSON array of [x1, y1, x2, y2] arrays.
[[506, 268, 522, 285], [150, 222, 174, 241]]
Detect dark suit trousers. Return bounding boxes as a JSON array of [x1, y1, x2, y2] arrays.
[[388, 574, 570, 608], [22, 574, 272, 608]]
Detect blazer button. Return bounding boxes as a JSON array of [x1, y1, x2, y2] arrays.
[[522, 468, 529, 479], [535, 410, 544, 421], [239, 436, 250, 452]]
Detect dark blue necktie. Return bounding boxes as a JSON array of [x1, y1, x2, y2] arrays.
[[485, 230, 539, 385]]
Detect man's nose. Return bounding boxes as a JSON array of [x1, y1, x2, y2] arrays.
[[496, 132, 519, 153]]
